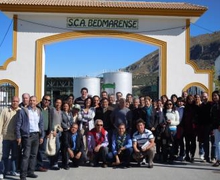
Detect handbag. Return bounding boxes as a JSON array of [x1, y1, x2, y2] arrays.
[[45, 133, 56, 156]]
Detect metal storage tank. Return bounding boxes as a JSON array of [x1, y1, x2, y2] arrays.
[[73, 77, 100, 98], [215, 55, 220, 79], [103, 72, 132, 97]]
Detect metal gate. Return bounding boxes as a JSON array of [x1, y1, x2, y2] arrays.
[[0, 83, 15, 113]]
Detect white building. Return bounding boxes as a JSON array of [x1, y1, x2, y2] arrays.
[[0, 0, 212, 100]]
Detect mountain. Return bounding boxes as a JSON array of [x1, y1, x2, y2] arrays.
[[123, 30, 220, 97], [123, 30, 220, 80], [190, 31, 220, 69]]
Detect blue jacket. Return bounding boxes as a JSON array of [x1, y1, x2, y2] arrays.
[[112, 132, 132, 155], [16, 107, 44, 139]]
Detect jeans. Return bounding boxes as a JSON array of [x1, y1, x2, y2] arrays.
[[213, 129, 220, 160], [20, 133, 39, 178], [1, 140, 18, 175], [199, 142, 204, 156], [107, 147, 133, 165], [93, 146, 108, 164], [36, 131, 47, 168]]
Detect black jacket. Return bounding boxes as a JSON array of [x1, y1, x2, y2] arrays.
[[63, 130, 84, 153]]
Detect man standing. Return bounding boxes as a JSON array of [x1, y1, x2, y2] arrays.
[[16, 96, 44, 180], [0, 96, 20, 178], [111, 98, 132, 131], [36, 95, 52, 171], [17, 93, 30, 171], [197, 92, 214, 162], [75, 87, 89, 109], [49, 98, 63, 170], [19, 93, 30, 108], [132, 119, 155, 168]]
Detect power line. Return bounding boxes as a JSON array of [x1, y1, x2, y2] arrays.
[[0, 19, 13, 49], [190, 22, 215, 34], [0, 17, 216, 51], [16, 17, 217, 35]]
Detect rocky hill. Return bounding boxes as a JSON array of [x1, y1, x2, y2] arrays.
[[125, 30, 220, 76], [123, 30, 220, 97]]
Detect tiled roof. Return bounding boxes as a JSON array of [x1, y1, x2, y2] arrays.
[[0, 0, 207, 11]]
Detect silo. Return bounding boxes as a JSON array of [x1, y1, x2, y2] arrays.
[[103, 72, 132, 97], [215, 55, 220, 78], [73, 77, 100, 98]]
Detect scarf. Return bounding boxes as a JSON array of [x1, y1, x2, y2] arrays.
[[116, 133, 127, 150], [88, 128, 106, 145]]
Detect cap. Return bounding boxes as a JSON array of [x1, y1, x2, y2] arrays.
[[72, 104, 81, 110]]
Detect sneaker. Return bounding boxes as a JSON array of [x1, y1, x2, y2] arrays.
[[212, 161, 220, 167], [51, 164, 60, 170], [11, 172, 20, 176], [141, 158, 146, 165], [0, 174, 3, 180], [200, 154, 205, 160], [211, 158, 216, 163]]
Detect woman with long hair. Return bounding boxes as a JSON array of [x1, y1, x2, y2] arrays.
[[210, 91, 220, 167], [162, 100, 180, 163], [181, 95, 197, 163]]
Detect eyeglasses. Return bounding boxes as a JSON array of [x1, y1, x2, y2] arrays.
[[96, 124, 103, 127], [167, 103, 172, 106], [44, 98, 51, 102]]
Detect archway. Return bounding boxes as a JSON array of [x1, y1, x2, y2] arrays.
[[182, 82, 208, 96], [36, 30, 167, 99], [0, 79, 18, 111]]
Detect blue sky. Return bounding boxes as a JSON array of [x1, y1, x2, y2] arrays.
[[0, 0, 220, 77]]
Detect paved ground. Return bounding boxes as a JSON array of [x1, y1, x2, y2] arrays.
[[0, 141, 220, 180]]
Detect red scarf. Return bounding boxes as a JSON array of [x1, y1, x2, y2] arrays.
[[88, 128, 106, 145]]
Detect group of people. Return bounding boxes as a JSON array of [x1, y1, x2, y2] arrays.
[[0, 87, 220, 180]]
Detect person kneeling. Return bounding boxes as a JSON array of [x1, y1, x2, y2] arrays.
[[108, 123, 133, 168], [132, 119, 156, 168], [87, 119, 109, 168], [63, 123, 84, 170]]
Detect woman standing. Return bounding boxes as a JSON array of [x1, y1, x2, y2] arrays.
[[61, 102, 73, 169], [210, 91, 220, 167], [163, 100, 180, 162], [181, 95, 197, 163], [79, 97, 95, 159]]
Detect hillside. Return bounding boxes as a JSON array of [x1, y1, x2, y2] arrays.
[[123, 30, 220, 97], [125, 30, 220, 76]]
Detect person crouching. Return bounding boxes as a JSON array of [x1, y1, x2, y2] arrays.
[[87, 119, 109, 168]]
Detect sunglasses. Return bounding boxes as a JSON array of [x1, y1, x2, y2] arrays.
[[96, 124, 103, 127], [44, 98, 51, 102], [167, 103, 172, 105]]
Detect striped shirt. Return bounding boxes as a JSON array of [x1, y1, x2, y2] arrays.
[[28, 107, 40, 133], [132, 129, 154, 148]]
